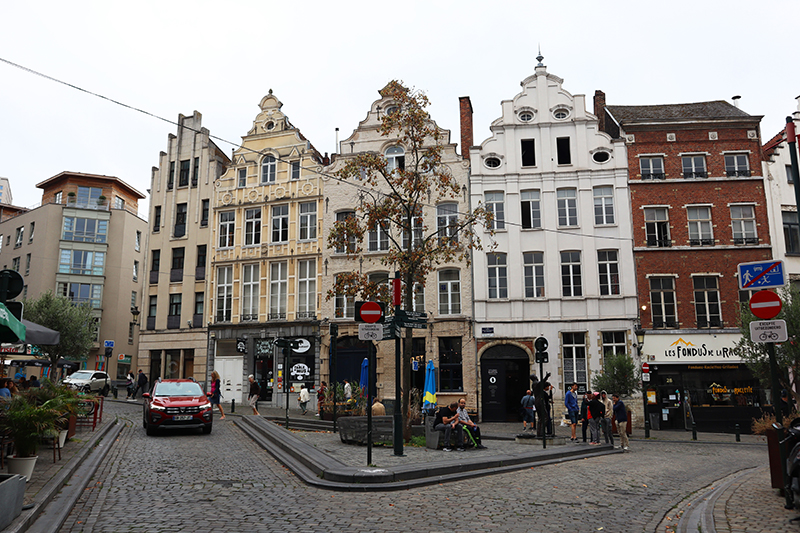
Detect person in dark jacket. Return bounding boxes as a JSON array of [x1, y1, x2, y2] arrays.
[[612, 394, 629, 450], [565, 382, 579, 442], [131, 369, 147, 399], [580, 391, 592, 442], [433, 402, 463, 451], [588, 392, 605, 444]]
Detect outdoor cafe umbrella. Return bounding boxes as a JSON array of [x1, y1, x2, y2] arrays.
[[20, 319, 60, 345], [0, 301, 26, 344], [422, 359, 437, 411], [359, 357, 369, 390]]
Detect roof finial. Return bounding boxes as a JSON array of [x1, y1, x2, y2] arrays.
[[269, 88, 273, 95], [536, 45, 544, 67]]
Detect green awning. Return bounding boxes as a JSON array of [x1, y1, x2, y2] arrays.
[[0, 302, 26, 343]]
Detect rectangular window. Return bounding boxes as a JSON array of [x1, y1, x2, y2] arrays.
[[153, 206, 162, 232], [368, 220, 390, 251], [55, 191, 63, 204], [28, 222, 34, 243], [694, 276, 722, 328], [11, 257, 19, 272], [602, 331, 627, 356], [593, 186, 615, 225], [298, 259, 316, 318], [242, 263, 260, 321], [201, 199, 209, 227], [487, 253, 508, 299], [135, 231, 141, 252], [77, 186, 103, 207], [334, 274, 355, 318], [299, 202, 317, 241], [269, 262, 287, 319], [216, 266, 233, 321], [238, 168, 247, 188], [523, 252, 544, 298], [439, 337, 463, 391], [114, 196, 125, 210], [219, 212, 235, 248], [168, 162, 175, 189], [261, 155, 276, 183], [682, 155, 707, 179], [197, 245, 207, 269], [521, 139, 536, 167], [402, 213, 423, 250], [725, 154, 750, 177], [687, 206, 713, 245], [179, 159, 190, 187], [133, 260, 139, 282], [25, 253, 30, 275], [562, 332, 587, 390], [58, 282, 103, 308], [171, 247, 185, 270], [192, 157, 199, 187], [640, 156, 665, 179], [521, 190, 541, 229], [560, 251, 582, 297], [645, 207, 671, 247], [194, 292, 204, 315], [169, 294, 182, 317], [63, 218, 108, 243], [788, 165, 795, 184], [131, 291, 137, 310], [149, 295, 157, 317], [731, 205, 757, 244], [291, 161, 301, 180], [485, 192, 505, 230], [437, 203, 459, 244], [557, 189, 578, 227], [650, 277, 677, 328], [335, 211, 356, 253], [245, 208, 262, 246], [14, 227, 23, 247], [413, 282, 425, 314], [598, 250, 620, 296], [151, 249, 160, 272], [174, 203, 187, 238], [784, 211, 800, 254], [556, 137, 571, 165], [58, 250, 106, 275], [271, 205, 289, 243], [438, 269, 461, 314]]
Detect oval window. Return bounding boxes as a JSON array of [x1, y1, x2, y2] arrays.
[[519, 111, 533, 122], [265, 121, 275, 130], [485, 157, 501, 168], [592, 151, 610, 163], [385, 106, 399, 115], [554, 109, 569, 119]]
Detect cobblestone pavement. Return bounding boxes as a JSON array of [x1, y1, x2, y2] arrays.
[[50, 401, 787, 533]]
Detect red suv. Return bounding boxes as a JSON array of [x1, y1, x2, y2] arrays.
[[142, 379, 213, 435]]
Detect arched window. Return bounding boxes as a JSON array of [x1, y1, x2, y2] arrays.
[[385, 146, 405, 172], [261, 155, 276, 183]]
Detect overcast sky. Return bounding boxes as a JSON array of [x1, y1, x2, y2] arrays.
[[2, 0, 798, 213]]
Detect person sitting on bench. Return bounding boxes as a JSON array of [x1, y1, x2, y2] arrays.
[[433, 402, 464, 451], [457, 398, 486, 449]]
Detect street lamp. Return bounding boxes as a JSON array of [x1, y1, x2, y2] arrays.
[[635, 322, 649, 438], [130, 306, 140, 326]]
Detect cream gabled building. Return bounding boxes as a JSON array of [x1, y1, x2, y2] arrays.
[[137, 112, 230, 387], [208, 91, 324, 406], [321, 85, 476, 412]]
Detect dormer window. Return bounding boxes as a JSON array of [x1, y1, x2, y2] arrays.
[[385, 146, 405, 171], [261, 155, 276, 183]]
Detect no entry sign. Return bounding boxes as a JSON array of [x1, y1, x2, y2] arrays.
[[749, 290, 782, 320], [355, 301, 385, 323]]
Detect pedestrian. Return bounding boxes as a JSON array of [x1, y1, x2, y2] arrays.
[[612, 394, 629, 450], [125, 370, 136, 400], [565, 382, 579, 442], [316, 381, 326, 417], [298, 384, 310, 415], [433, 402, 464, 452], [248, 374, 261, 416], [131, 369, 147, 399], [588, 392, 605, 444], [600, 390, 614, 446], [29, 375, 41, 388], [535, 381, 552, 438], [372, 397, 386, 416], [210, 370, 225, 419], [520, 389, 536, 432], [343, 379, 352, 401], [580, 390, 592, 442]]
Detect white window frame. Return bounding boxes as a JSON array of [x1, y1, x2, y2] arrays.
[[437, 203, 459, 244], [368, 220, 390, 251], [269, 261, 288, 319], [557, 188, 578, 227], [485, 192, 505, 230], [385, 146, 405, 172], [297, 259, 316, 318], [438, 269, 461, 315], [731, 204, 757, 244], [271, 205, 289, 243], [335, 211, 356, 254], [560, 251, 582, 297], [640, 156, 665, 179], [334, 274, 355, 319], [299, 202, 317, 241], [521, 190, 541, 229], [219, 211, 235, 248], [216, 266, 233, 321], [693, 275, 722, 328], [597, 250, 620, 296], [562, 332, 587, 388], [238, 168, 247, 188], [687, 205, 713, 245], [593, 186, 615, 225], [487, 253, 508, 299], [724, 153, 750, 177], [649, 276, 678, 328], [523, 252, 544, 298], [291, 161, 301, 180], [242, 263, 260, 321], [682, 155, 707, 178], [261, 155, 276, 183], [244, 208, 262, 246]]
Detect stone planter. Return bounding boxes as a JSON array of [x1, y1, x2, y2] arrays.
[[338, 416, 393, 444], [6, 455, 38, 482], [58, 429, 69, 449], [0, 474, 26, 530]]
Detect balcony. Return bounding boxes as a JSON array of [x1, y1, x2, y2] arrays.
[[646, 237, 672, 248], [195, 266, 205, 281], [216, 311, 231, 322], [149, 270, 159, 284], [652, 319, 678, 329], [297, 311, 316, 320], [167, 316, 181, 329], [697, 317, 723, 328], [268, 312, 286, 321], [689, 238, 715, 246], [241, 313, 258, 322], [66, 198, 110, 211], [170, 269, 183, 282], [733, 237, 759, 245], [683, 172, 708, 179], [192, 314, 203, 328], [146, 316, 156, 330], [642, 172, 666, 180], [726, 169, 751, 177]]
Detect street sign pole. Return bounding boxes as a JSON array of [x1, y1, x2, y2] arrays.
[[393, 271, 404, 457]]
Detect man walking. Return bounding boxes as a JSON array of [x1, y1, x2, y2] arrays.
[[131, 369, 147, 399], [588, 392, 604, 444], [521, 390, 535, 432], [612, 394, 629, 450], [343, 379, 352, 401], [600, 390, 614, 446], [565, 382, 579, 442]]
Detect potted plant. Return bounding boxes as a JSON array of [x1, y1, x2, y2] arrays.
[[0, 392, 63, 481], [28, 380, 84, 441], [97, 195, 106, 206]]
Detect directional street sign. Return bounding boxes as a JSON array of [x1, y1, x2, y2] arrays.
[[750, 319, 788, 343], [738, 260, 786, 290], [104, 340, 115, 348], [396, 309, 428, 320], [358, 323, 382, 341], [749, 290, 782, 320], [400, 322, 428, 329]]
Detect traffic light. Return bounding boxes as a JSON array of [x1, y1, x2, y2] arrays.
[[104, 346, 113, 358], [534, 337, 548, 353], [535, 352, 549, 364]]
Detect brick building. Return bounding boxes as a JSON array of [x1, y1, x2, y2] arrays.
[[600, 96, 771, 432]]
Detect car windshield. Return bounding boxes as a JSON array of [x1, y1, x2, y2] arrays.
[[155, 382, 203, 397], [68, 371, 94, 380]]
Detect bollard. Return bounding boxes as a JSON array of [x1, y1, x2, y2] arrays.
[[112, 386, 118, 399], [542, 433, 546, 449], [231, 399, 235, 413], [692, 422, 697, 441], [735, 424, 741, 442]]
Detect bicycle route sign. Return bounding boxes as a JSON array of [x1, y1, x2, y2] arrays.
[[749, 319, 788, 343]]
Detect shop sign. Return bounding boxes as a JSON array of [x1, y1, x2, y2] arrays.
[[645, 333, 741, 363]]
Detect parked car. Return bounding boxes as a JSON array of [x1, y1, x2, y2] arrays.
[[62, 370, 110, 396], [142, 379, 212, 436]]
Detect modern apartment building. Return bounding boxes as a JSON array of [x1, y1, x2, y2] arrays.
[[208, 92, 324, 406], [0, 171, 146, 378], [137, 112, 230, 387]]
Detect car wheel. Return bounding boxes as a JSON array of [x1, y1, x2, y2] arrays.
[[202, 424, 212, 435], [101, 385, 110, 397], [146, 422, 157, 436], [142, 410, 148, 428], [83, 385, 92, 393]]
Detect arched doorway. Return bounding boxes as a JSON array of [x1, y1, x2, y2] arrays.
[[481, 344, 530, 422]]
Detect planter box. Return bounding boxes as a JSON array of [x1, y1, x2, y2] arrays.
[[338, 416, 393, 444], [0, 474, 26, 530]]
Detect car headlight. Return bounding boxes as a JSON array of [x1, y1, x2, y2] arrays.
[[150, 404, 166, 411], [198, 403, 211, 410]]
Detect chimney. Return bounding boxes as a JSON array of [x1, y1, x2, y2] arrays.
[[594, 90, 606, 133], [732, 95, 741, 108], [459, 96, 474, 161]]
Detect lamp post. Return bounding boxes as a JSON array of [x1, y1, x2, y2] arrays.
[[635, 324, 649, 438], [130, 306, 140, 326]]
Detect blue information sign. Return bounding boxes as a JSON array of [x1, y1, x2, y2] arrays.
[[738, 260, 786, 290]]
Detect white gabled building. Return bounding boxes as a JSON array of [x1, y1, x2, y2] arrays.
[[467, 58, 639, 421]]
